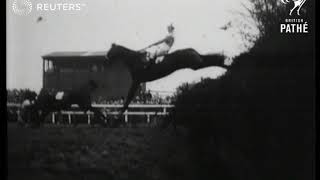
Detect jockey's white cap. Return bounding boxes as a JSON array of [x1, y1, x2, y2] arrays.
[[168, 24, 174, 30]]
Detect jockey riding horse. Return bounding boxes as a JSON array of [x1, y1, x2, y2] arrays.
[[106, 23, 229, 115], [139, 24, 175, 67]]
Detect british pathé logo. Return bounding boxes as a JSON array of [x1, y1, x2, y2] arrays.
[[12, 0, 33, 16], [280, 0, 308, 33], [281, 0, 307, 16], [280, 19, 308, 33]]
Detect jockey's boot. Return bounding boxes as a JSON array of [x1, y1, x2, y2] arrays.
[[141, 52, 149, 63], [138, 52, 150, 68], [143, 57, 157, 69]]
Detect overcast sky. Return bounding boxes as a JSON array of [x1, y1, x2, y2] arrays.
[[7, 0, 252, 93]]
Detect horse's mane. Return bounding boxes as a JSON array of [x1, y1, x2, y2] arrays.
[[170, 48, 225, 58], [166, 48, 205, 60], [109, 44, 201, 59]]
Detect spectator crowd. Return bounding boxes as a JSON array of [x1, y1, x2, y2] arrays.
[[7, 89, 173, 105], [92, 90, 173, 105]]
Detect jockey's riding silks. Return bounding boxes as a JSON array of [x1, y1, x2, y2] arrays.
[[142, 24, 175, 63], [145, 32, 175, 61], [55, 91, 64, 100]]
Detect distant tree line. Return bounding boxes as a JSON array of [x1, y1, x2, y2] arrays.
[[7, 89, 37, 104]]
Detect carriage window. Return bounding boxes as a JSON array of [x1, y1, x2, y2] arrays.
[[45, 60, 54, 73], [44, 60, 48, 72]]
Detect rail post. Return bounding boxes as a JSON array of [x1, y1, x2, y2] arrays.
[[87, 112, 91, 125], [103, 111, 107, 124], [68, 113, 71, 124], [125, 110, 128, 123], [147, 114, 150, 123], [52, 113, 55, 124]]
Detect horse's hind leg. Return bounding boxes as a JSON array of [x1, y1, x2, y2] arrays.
[[122, 81, 140, 113]]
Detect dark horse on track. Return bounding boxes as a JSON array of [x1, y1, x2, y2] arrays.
[[28, 80, 106, 126], [106, 43, 229, 113], [18, 90, 38, 126]]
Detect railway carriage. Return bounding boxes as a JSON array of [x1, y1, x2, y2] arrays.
[[42, 51, 146, 102]]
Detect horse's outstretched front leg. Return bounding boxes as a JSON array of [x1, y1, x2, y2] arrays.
[[199, 54, 229, 69], [121, 81, 140, 114]]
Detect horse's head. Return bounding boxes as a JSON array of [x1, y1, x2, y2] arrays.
[[35, 88, 55, 105], [22, 90, 37, 103]]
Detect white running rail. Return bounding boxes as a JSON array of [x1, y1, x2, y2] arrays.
[[7, 103, 174, 124]]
